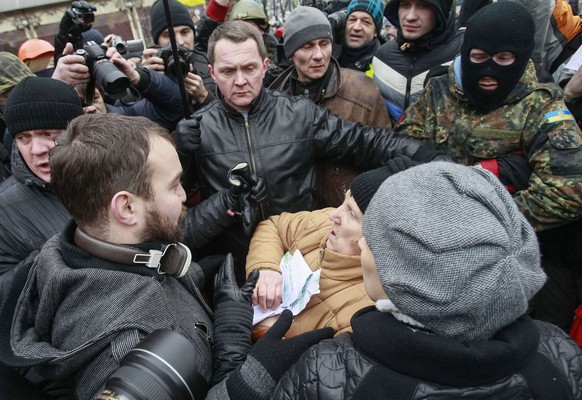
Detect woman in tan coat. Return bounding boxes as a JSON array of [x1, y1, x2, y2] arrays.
[[246, 159, 412, 338]]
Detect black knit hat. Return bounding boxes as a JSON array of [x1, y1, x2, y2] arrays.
[[150, 0, 195, 45], [350, 157, 417, 213], [4, 76, 84, 137]]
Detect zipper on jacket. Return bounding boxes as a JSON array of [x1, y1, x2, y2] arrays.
[[243, 117, 266, 220], [195, 321, 214, 349]]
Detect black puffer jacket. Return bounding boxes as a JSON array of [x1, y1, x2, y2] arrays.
[[273, 307, 582, 400], [0, 144, 69, 304], [191, 89, 436, 260]]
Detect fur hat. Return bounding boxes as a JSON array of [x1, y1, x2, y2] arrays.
[[150, 0, 195, 45], [347, 0, 384, 34], [283, 6, 332, 58], [4, 76, 84, 137], [363, 162, 546, 343]]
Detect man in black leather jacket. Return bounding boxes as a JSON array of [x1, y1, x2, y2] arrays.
[[174, 20, 448, 268]]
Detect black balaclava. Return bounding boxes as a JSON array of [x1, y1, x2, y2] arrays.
[[461, 2, 535, 113]]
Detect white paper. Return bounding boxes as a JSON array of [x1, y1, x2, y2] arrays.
[[564, 45, 582, 72], [252, 250, 321, 326]]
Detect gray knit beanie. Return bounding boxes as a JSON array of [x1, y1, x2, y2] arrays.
[[363, 162, 546, 343], [283, 6, 333, 58]]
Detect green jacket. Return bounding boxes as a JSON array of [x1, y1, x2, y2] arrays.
[[396, 57, 582, 231]]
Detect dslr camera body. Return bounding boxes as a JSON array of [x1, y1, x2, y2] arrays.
[[155, 45, 192, 78], [76, 41, 129, 99]]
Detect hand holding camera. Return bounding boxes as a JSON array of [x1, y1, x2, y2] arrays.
[[59, 1, 96, 39]]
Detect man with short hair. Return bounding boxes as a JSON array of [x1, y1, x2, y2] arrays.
[[372, 0, 462, 124], [0, 76, 83, 303], [0, 113, 331, 398], [175, 20, 446, 267], [269, 5, 391, 207]]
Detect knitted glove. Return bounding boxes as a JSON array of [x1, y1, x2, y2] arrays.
[[225, 310, 335, 400]]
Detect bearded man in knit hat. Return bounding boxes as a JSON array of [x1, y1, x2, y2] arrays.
[[0, 76, 84, 307], [394, 1, 582, 333], [269, 161, 582, 399], [141, 0, 215, 107], [269, 5, 391, 208]]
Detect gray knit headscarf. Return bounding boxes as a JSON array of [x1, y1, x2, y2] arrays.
[[363, 162, 546, 343]]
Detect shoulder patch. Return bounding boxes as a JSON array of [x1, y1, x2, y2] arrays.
[[545, 109, 575, 123]]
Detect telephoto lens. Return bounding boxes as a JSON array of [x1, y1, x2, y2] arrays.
[[95, 330, 208, 400]]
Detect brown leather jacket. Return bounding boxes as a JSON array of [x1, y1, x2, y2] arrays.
[[270, 58, 392, 207]]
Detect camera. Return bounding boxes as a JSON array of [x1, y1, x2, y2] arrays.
[[156, 46, 191, 78], [70, 0, 96, 32], [95, 329, 208, 400], [76, 41, 130, 99], [111, 36, 145, 58]]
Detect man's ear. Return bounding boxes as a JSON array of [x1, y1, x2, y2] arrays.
[[262, 57, 270, 77], [110, 191, 140, 227], [209, 64, 216, 81]]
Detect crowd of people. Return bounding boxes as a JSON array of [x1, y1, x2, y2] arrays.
[[0, 0, 581, 398]]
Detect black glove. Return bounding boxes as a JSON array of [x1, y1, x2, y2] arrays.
[[497, 152, 533, 193], [225, 310, 335, 400], [59, 1, 96, 38], [214, 253, 259, 306], [412, 142, 454, 163], [227, 162, 267, 236], [249, 173, 267, 203], [173, 115, 202, 167]]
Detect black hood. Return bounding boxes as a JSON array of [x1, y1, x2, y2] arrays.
[[384, 0, 457, 50]]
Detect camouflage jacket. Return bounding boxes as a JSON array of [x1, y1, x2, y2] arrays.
[[395, 58, 582, 231]]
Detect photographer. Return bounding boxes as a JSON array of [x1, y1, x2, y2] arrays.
[[52, 41, 185, 130], [142, 0, 215, 110]]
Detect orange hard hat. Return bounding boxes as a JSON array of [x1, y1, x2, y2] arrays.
[[18, 39, 55, 62]]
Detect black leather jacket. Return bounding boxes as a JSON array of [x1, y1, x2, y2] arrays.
[[189, 89, 435, 261], [194, 88, 431, 217]]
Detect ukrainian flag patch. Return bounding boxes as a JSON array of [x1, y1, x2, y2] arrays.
[[545, 109, 574, 123]]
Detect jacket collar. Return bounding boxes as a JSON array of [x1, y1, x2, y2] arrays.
[[268, 57, 342, 102], [216, 86, 267, 119], [10, 141, 49, 190]]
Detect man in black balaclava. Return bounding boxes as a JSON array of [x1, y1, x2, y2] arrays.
[[460, 1, 534, 113], [393, 1, 582, 334]]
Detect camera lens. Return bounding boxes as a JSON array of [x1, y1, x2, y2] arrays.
[[92, 60, 130, 99], [97, 330, 208, 400]]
